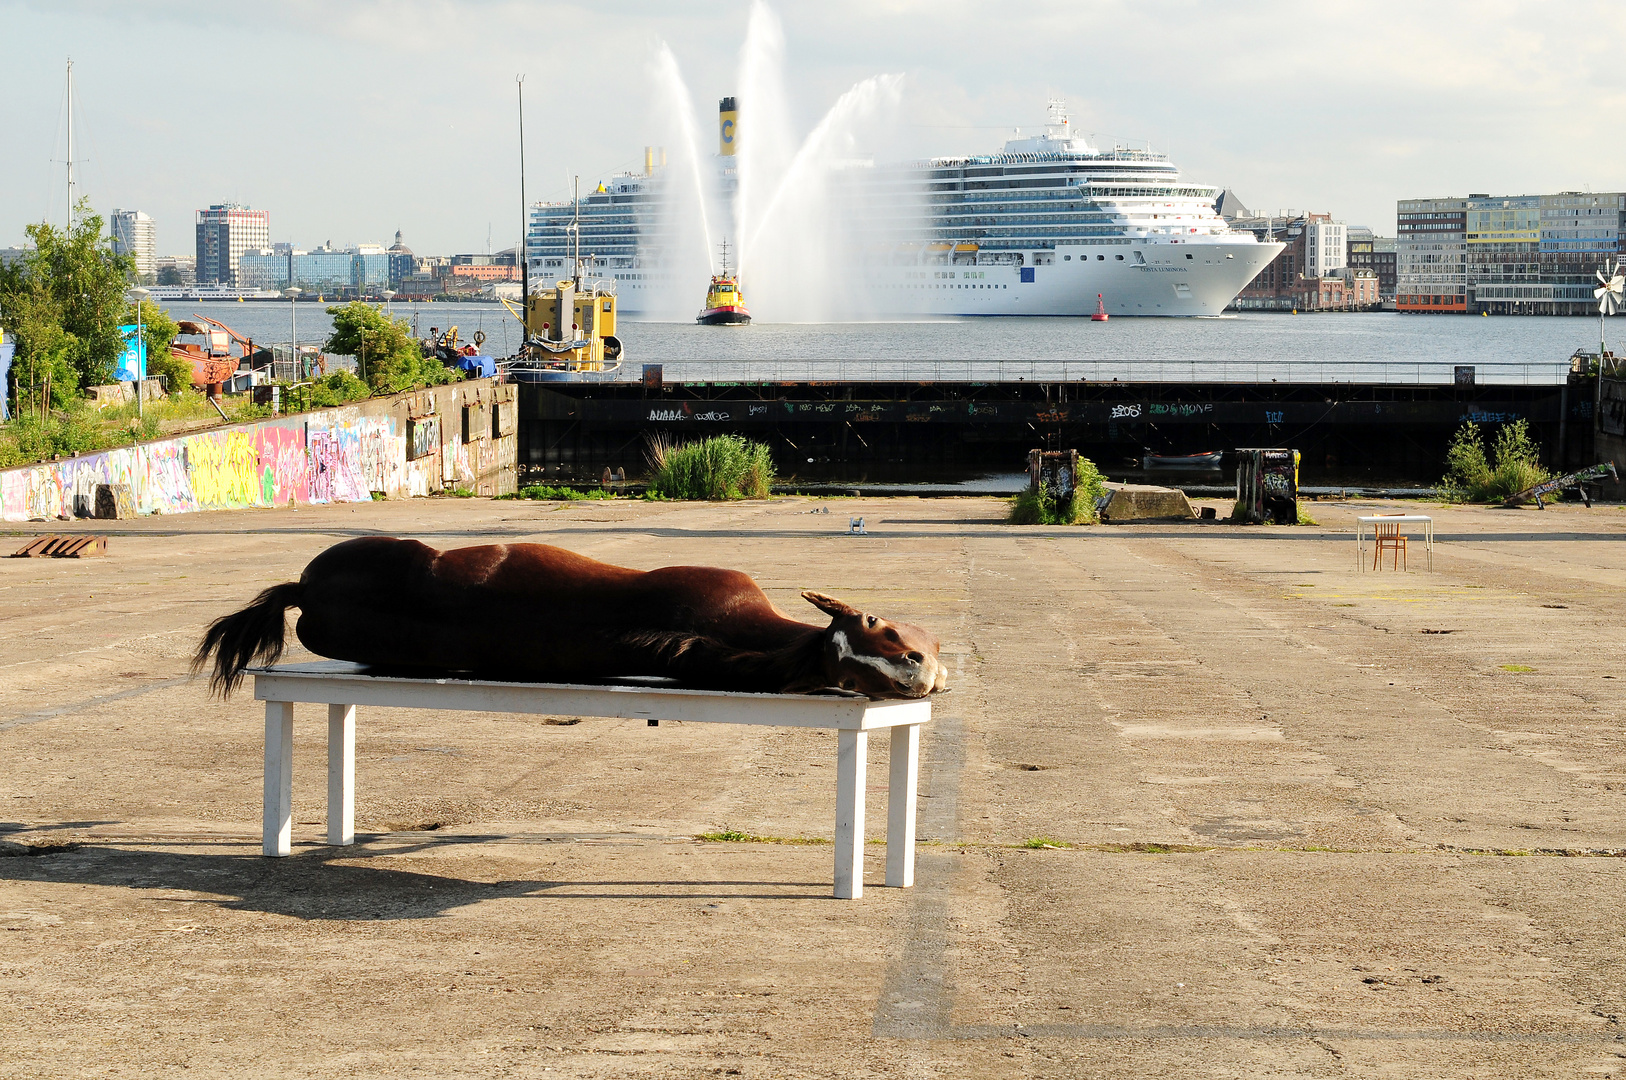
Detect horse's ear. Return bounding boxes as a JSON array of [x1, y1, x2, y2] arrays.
[[802, 590, 862, 619]]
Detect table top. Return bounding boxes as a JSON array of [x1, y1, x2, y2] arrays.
[[246, 661, 932, 731], [1356, 514, 1433, 524]]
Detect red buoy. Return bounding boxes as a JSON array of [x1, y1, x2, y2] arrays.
[[1091, 293, 1109, 322]]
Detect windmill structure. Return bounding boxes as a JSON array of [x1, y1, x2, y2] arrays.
[[1598, 258, 1625, 357]]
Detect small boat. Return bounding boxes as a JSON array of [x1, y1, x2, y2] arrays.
[[1143, 450, 1223, 471], [1091, 293, 1109, 322], [698, 238, 751, 326]]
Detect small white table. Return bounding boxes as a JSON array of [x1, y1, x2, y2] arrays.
[[246, 661, 931, 900], [1356, 514, 1434, 571]]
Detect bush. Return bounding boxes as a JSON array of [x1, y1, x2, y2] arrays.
[[147, 349, 194, 398], [647, 434, 775, 500], [304, 371, 373, 410], [1439, 419, 1549, 502], [1006, 455, 1107, 525]]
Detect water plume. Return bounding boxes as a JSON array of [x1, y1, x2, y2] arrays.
[[643, 43, 720, 319], [737, 73, 905, 322], [643, 2, 913, 322]]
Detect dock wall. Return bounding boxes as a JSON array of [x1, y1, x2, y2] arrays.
[[519, 377, 1583, 484], [1, 378, 517, 522]]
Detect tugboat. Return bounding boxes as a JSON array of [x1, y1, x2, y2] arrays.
[[497, 176, 624, 382], [697, 239, 751, 325]]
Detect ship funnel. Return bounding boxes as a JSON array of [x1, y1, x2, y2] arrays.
[[644, 146, 654, 176], [718, 96, 737, 157]]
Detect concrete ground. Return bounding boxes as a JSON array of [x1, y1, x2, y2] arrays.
[[1, 493, 1623, 1078]]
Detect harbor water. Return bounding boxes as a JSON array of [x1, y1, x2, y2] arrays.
[[160, 301, 1612, 492], [161, 301, 1609, 369]]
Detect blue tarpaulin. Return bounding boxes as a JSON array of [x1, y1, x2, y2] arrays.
[[456, 354, 496, 378]]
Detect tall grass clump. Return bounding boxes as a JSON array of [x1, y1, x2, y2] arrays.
[[1438, 419, 1549, 502], [1007, 455, 1108, 524], [646, 433, 775, 500]]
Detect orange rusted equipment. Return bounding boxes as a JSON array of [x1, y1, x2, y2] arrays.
[[171, 316, 252, 390]]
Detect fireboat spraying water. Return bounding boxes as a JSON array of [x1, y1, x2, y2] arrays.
[[697, 239, 751, 325]]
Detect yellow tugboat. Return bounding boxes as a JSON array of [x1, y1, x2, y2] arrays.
[[697, 239, 751, 326], [499, 178, 623, 382]]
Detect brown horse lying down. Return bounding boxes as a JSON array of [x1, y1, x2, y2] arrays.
[[195, 537, 945, 700]]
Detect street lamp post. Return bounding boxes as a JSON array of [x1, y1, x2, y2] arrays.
[[128, 286, 151, 421], [382, 289, 396, 318], [283, 287, 302, 381]]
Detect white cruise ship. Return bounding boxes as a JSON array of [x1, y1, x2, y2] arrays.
[[526, 102, 1280, 318]]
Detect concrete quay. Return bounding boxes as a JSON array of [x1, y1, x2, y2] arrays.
[[1, 495, 1624, 1077]]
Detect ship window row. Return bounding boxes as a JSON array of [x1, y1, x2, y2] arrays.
[[890, 283, 1009, 289]]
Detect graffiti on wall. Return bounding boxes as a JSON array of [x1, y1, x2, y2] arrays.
[[0, 383, 512, 521], [255, 423, 308, 506], [185, 430, 264, 510]]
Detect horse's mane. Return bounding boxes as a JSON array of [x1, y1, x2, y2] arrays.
[[616, 626, 829, 694]]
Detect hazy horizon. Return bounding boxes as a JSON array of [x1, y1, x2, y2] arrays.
[[3, 0, 1623, 256]]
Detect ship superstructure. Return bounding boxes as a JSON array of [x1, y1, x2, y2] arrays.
[[525, 100, 1280, 317]]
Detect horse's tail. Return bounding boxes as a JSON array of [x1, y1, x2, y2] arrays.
[[192, 581, 304, 698]]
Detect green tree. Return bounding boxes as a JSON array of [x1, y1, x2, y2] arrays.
[[0, 200, 134, 398], [324, 301, 459, 394], [156, 265, 185, 286]]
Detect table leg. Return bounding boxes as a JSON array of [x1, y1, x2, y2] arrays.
[[885, 724, 920, 888], [327, 704, 355, 846], [263, 701, 294, 857], [834, 728, 868, 900]]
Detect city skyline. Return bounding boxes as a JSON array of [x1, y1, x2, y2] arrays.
[[4, 0, 1624, 255]]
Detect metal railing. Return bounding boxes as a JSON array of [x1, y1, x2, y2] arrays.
[[561, 357, 1573, 387]]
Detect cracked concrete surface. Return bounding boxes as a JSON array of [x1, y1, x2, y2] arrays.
[[1, 495, 1624, 1077]]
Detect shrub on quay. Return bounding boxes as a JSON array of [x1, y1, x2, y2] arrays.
[[1007, 455, 1107, 525], [646, 434, 775, 500], [1438, 418, 1549, 502]]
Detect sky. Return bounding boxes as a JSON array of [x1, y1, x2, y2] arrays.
[[4, 0, 1624, 256]]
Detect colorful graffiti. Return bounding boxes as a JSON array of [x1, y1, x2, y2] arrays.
[[185, 430, 264, 509], [307, 413, 400, 504], [253, 423, 309, 507], [1, 385, 511, 521]]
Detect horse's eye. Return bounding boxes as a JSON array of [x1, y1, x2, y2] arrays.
[[841, 679, 856, 690], [866, 615, 877, 629]]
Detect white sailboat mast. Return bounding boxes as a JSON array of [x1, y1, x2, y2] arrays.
[[65, 58, 75, 226]]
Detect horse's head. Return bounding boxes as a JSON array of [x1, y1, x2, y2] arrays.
[[801, 591, 945, 699]]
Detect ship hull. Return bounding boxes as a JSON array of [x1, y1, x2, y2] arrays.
[[697, 308, 752, 325], [617, 239, 1280, 318]]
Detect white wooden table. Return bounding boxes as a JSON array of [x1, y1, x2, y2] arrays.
[[246, 661, 931, 899], [1355, 514, 1434, 571]]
